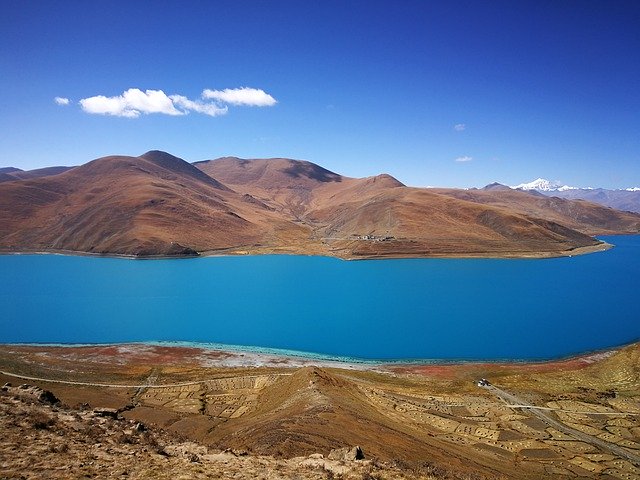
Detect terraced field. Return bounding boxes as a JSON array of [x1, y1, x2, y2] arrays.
[[136, 374, 286, 418], [0, 343, 638, 479], [356, 383, 639, 478]]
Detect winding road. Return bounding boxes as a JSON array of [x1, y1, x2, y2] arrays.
[[481, 383, 640, 466], [0, 369, 291, 389]]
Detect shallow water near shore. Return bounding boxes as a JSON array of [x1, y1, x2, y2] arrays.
[[1, 235, 638, 361]]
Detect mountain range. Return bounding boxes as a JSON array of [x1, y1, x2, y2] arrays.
[[510, 178, 640, 213], [1, 151, 639, 258]]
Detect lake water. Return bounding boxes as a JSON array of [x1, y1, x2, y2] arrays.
[[1, 235, 638, 361]]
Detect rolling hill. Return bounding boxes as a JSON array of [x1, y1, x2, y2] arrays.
[[0, 166, 74, 182], [433, 187, 640, 236], [1, 151, 639, 258], [0, 151, 307, 256], [195, 156, 639, 257]]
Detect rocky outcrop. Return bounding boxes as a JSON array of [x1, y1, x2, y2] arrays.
[[93, 407, 119, 419], [328, 445, 365, 461], [4, 383, 60, 405]]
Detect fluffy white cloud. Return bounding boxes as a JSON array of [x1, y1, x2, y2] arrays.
[[202, 87, 277, 106], [78, 86, 277, 118], [80, 89, 183, 118], [454, 123, 466, 131], [170, 95, 228, 117], [54, 97, 70, 105], [455, 156, 473, 162]]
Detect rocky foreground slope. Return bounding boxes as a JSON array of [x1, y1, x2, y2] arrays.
[[1, 344, 639, 479], [0, 383, 437, 480], [1, 151, 639, 258]]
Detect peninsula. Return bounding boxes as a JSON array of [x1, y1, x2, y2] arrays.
[[1, 151, 639, 259]]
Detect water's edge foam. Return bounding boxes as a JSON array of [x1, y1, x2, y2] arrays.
[[3, 339, 637, 366]]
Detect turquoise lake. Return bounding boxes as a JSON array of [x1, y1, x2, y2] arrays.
[[1, 235, 638, 361]]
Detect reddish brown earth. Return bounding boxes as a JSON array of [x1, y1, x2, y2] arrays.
[[0, 165, 73, 182], [0, 152, 306, 256], [432, 187, 640, 236], [1, 343, 638, 479], [1, 384, 431, 480], [1, 151, 639, 258]]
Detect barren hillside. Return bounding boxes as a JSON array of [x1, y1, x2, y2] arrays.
[[1, 151, 638, 258]]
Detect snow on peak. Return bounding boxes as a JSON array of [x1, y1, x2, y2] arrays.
[[510, 179, 638, 193], [511, 178, 569, 191]]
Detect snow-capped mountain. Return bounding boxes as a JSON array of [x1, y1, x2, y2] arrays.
[[510, 178, 577, 192], [509, 178, 640, 213]]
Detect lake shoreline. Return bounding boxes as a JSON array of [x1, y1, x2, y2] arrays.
[[2, 341, 638, 480], [2, 235, 637, 361], [0, 238, 614, 261], [1, 339, 636, 373]]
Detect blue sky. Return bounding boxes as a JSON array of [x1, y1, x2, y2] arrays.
[[1, 0, 639, 188]]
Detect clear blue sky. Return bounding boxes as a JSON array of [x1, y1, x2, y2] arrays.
[[1, 0, 639, 188]]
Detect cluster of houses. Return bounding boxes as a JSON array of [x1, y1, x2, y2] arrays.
[[355, 234, 395, 242]]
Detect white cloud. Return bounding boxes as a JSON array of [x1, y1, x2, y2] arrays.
[[455, 156, 473, 162], [80, 89, 183, 118], [170, 95, 228, 117], [202, 87, 277, 106], [454, 123, 466, 131], [54, 96, 70, 106], [78, 86, 277, 118]]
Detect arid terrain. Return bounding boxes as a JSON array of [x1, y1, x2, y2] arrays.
[[1, 151, 639, 258], [1, 343, 639, 479]]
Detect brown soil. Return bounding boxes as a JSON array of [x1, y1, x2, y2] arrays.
[[0, 384, 434, 479], [1, 343, 638, 479], [1, 152, 638, 259]]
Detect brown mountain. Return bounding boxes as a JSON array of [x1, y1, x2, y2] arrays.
[[432, 187, 640, 236], [1, 151, 638, 258], [195, 156, 639, 258], [481, 182, 512, 191], [194, 156, 404, 220], [0, 166, 74, 183], [0, 151, 306, 256]]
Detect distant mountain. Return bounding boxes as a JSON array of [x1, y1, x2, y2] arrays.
[[0, 165, 74, 183], [0, 167, 22, 174], [512, 178, 568, 191], [481, 182, 512, 191], [0, 173, 16, 183], [437, 187, 640, 236], [510, 178, 640, 213], [1, 152, 639, 258], [545, 188, 640, 214]]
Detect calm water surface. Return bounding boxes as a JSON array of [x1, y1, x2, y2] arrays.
[[1, 235, 638, 361]]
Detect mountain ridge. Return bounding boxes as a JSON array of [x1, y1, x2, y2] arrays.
[[1, 151, 639, 258], [512, 177, 640, 192], [508, 178, 640, 213]]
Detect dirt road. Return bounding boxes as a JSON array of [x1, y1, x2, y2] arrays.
[[483, 383, 640, 466]]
